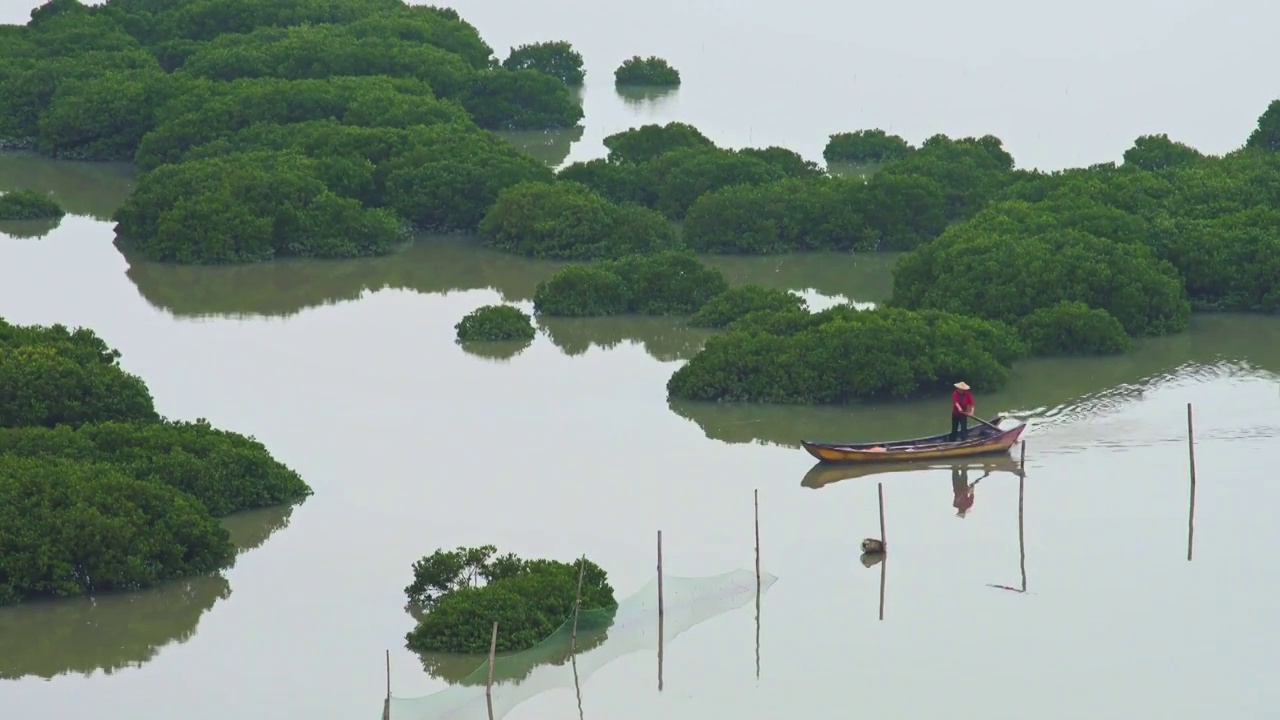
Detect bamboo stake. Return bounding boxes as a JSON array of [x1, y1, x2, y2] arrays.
[[754, 489, 761, 584], [1018, 474, 1027, 592], [571, 555, 585, 651], [572, 652, 585, 720], [486, 622, 498, 696], [877, 555, 887, 621], [754, 488, 761, 679], [657, 530, 664, 692], [877, 482, 886, 547], [1187, 403, 1197, 561], [382, 649, 391, 720], [1019, 440, 1026, 473]]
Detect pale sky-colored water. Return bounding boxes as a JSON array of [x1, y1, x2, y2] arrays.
[[4, 1, 1280, 718]]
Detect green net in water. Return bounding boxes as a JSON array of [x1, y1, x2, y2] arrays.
[[387, 567, 777, 720]]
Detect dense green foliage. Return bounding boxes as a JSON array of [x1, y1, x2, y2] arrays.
[[601, 122, 712, 165], [530, 266, 630, 317], [614, 55, 680, 86], [890, 212, 1189, 336], [1016, 301, 1131, 356], [404, 545, 615, 653], [683, 173, 947, 253], [823, 130, 913, 164], [133, 76, 470, 171], [502, 41, 585, 86], [479, 181, 676, 259], [688, 286, 807, 328], [877, 133, 1016, 221], [0, 316, 310, 604], [1246, 99, 1280, 152], [534, 251, 728, 317], [0, 189, 64, 220], [668, 306, 1025, 403], [1122, 133, 1204, 171], [0, 421, 312, 516], [454, 304, 536, 342], [0, 320, 158, 428], [558, 136, 804, 221], [0, 455, 234, 605], [113, 150, 411, 263], [4, 0, 586, 265]]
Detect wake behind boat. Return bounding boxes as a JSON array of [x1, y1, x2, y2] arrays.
[[801, 414, 1027, 464]]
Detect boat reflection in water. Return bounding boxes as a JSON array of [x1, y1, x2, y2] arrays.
[[801, 454, 1024, 490]]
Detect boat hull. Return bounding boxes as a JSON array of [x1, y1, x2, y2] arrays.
[[801, 415, 1026, 464]]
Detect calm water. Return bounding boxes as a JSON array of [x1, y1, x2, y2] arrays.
[[5, 1, 1280, 718]]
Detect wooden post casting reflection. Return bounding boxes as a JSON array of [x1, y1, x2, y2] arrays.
[[988, 473, 1027, 593]]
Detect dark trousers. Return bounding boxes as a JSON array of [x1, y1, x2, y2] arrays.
[[949, 414, 968, 441]]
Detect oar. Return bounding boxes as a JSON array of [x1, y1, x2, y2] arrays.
[[968, 414, 1003, 432]]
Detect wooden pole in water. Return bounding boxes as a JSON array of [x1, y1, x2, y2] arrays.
[[754, 488, 761, 679], [877, 482, 887, 547], [877, 555, 887, 621], [657, 530, 664, 618], [1019, 440, 1026, 473], [382, 649, 391, 720], [754, 489, 761, 585], [657, 529, 664, 692], [1187, 403, 1197, 561], [571, 555, 585, 651], [486, 622, 498, 696], [1018, 474, 1027, 592]]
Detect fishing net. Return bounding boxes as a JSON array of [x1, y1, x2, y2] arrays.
[[385, 567, 778, 720]]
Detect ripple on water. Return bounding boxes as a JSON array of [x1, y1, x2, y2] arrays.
[[1002, 361, 1279, 453]]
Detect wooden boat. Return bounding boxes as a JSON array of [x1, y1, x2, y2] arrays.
[[801, 415, 1027, 464], [801, 454, 1023, 489]]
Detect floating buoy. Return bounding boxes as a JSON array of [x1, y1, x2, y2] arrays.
[[861, 538, 885, 554]]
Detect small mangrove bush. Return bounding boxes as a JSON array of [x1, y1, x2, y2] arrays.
[[614, 55, 680, 86], [454, 304, 536, 342], [404, 545, 616, 654], [533, 251, 728, 317], [0, 189, 65, 220]]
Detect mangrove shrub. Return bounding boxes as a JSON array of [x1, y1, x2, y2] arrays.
[[668, 306, 1025, 403], [614, 55, 680, 86], [1016, 301, 1131, 356], [1246, 98, 1280, 152], [0, 420, 312, 516], [683, 173, 947, 253], [0, 342, 157, 429], [642, 147, 784, 220], [502, 41, 585, 86], [1121, 133, 1204, 172], [534, 251, 728, 317], [0, 455, 234, 605], [890, 202, 1192, 335], [479, 181, 676, 259], [113, 150, 409, 263], [688, 285, 807, 328], [823, 129, 913, 164], [602, 122, 713, 165], [0, 189, 64, 220], [531, 266, 631, 317], [405, 546, 615, 653], [454, 305, 537, 342]]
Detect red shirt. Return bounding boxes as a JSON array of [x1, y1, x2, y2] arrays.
[[952, 390, 973, 417]]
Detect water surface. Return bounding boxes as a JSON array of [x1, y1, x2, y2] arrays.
[[5, 0, 1280, 716]]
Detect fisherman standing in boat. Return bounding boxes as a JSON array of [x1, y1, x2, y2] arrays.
[[949, 381, 974, 441]]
